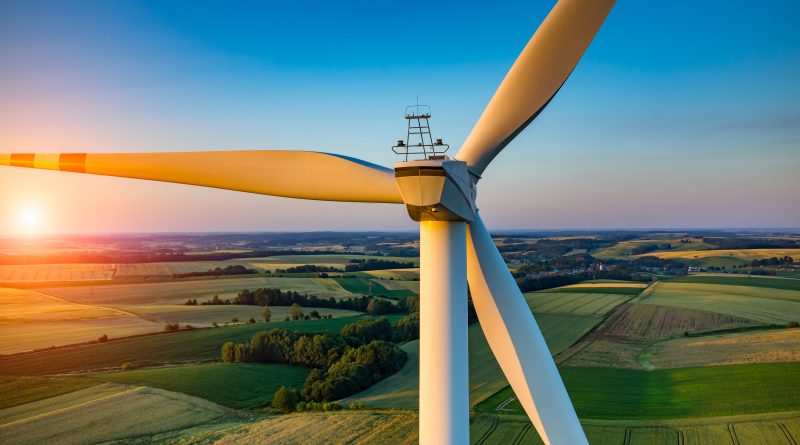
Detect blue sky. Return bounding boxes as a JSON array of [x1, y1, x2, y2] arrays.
[[1, 0, 798, 233]]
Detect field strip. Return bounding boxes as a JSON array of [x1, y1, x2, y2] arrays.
[[0, 385, 238, 445], [0, 382, 125, 424]]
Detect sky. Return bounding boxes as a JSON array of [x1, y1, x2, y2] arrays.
[[1, 0, 799, 235]]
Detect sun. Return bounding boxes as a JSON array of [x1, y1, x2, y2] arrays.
[[17, 206, 43, 234]]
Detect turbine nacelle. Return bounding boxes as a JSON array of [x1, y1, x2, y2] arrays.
[[394, 159, 477, 222]]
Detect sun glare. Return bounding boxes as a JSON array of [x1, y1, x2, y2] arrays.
[[17, 206, 43, 235]]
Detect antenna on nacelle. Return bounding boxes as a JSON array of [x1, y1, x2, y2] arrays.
[[392, 102, 449, 161]]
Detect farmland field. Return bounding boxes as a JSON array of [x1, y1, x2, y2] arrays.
[[0, 384, 237, 445], [362, 268, 420, 280], [0, 315, 379, 376], [0, 376, 95, 411], [478, 362, 800, 420], [669, 274, 800, 291], [650, 328, 800, 368], [96, 363, 310, 409], [644, 282, 800, 324], [343, 313, 602, 409], [182, 410, 419, 445], [0, 287, 160, 354], [120, 304, 360, 325], [40, 275, 358, 306], [634, 248, 800, 268], [0, 263, 114, 282], [524, 292, 632, 316], [599, 303, 761, 339], [333, 277, 416, 299]]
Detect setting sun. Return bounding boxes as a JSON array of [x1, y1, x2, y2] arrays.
[[16, 206, 43, 235]]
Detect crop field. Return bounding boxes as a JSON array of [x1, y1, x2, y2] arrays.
[[333, 277, 417, 299], [115, 261, 255, 278], [41, 275, 357, 306], [591, 238, 714, 259], [0, 376, 95, 411], [601, 303, 761, 339], [121, 304, 360, 325], [0, 287, 160, 354], [96, 363, 310, 409], [362, 268, 420, 280], [181, 410, 419, 445], [236, 254, 420, 267], [524, 292, 632, 316], [0, 315, 378, 376], [644, 282, 800, 324], [669, 274, 800, 291], [650, 328, 800, 368], [0, 263, 114, 282], [0, 384, 237, 445], [478, 362, 800, 420], [642, 248, 800, 262], [343, 313, 602, 409]]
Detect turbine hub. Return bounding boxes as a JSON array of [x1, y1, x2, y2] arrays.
[[394, 159, 477, 222]]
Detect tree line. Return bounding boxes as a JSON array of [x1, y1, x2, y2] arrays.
[[220, 324, 408, 403], [174, 264, 258, 278]]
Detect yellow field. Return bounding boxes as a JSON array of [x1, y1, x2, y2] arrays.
[[363, 268, 420, 280], [201, 410, 417, 445], [561, 282, 647, 289], [0, 384, 236, 445], [640, 248, 800, 261], [0, 287, 160, 354], [0, 264, 114, 283], [651, 328, 800, 368]]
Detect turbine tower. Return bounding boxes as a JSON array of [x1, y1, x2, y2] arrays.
[[0, 1, 615, 443]]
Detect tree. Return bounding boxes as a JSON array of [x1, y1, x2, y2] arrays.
[[261, 305, 272, 322], [271, 386, 299, 413], [234, 343, 249, 362], [221, 342, 235, 362], [309, 310, 321, 320], [290, 303, 304, 320]]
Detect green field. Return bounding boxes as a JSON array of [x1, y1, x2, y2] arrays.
[[96, 363, 309, 409], [0, 376, 95, 410], [343, 313, 602, 409], [644, 282, 800, 324], [0, 263, 115, 283], [0, 315, 388, 376], [478, 362, 800, 420], [333, 277, 416, 299], [120, 304, 360, 325], [669, 274, 800, 291], [525, 292, 631, 316]]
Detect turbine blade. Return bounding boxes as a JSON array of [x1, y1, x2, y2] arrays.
[[0, 150, 402, 203], [456, 0, 615, 176], [466, 214, 587, 445]]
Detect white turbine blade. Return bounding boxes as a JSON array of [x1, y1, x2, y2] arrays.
[[466, 214, 587, 445], [456, 0, 615, 176], [0, 150, 402, 203]]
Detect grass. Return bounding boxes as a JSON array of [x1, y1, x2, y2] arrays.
[[669, 274, 800, 291], [644, 282, 800, 324], [477, 362, 800, 419], [0, 376, 95, 410], [0, 315, 385, 376], [546, 285, 644, 295], [95, 363, 309, 409]]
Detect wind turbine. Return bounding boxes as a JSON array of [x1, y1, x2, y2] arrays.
[[0, 0, 615, 443]]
